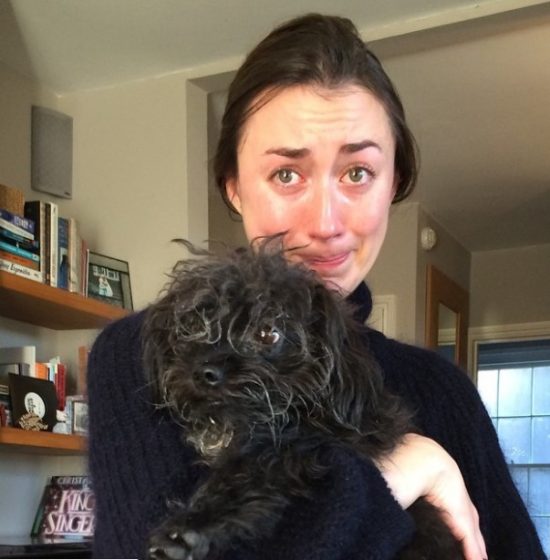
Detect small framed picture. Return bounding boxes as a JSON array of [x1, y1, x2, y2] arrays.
[[71, 399, 89, 435], [87, 251, 133, 310], [8, 374, 57, 432]]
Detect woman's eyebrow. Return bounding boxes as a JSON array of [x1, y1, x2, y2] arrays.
[[264, 140, 381, 158], [340, 139, 381, 154], [264, 147, 309, 158]]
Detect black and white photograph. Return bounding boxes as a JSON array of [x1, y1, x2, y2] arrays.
[[71, 399, 89, 435], [87, 251, 133, 310]]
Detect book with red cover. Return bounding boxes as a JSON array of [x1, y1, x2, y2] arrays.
[[54, 363, 66, 411], [31, 475, 95, 539]]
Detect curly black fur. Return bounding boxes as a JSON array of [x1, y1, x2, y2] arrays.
[[143, 238, 464, 560]]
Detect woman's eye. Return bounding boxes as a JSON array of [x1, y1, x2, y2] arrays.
[[342, 166, 372, 185], [257, 327, 281, 346], [273, 168, 300, 186]]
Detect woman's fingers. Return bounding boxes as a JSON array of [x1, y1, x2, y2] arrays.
[[430, 494, 487, 560]]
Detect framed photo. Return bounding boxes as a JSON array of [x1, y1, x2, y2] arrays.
[[70, 398, 89, 435], [8, 374, 57, 432], [87, 251, 133, 310]]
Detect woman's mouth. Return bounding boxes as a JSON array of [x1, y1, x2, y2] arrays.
[[302, 252, 350, 271]]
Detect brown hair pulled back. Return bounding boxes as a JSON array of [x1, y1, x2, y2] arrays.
[[214, 13, 418, 212]]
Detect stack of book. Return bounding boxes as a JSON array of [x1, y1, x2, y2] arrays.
[[0, 200, 89, 293], [0, 345, 68, 429], [0, 208, 41, 283]]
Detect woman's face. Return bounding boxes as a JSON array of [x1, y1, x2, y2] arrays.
[[226, 84, 396, 294]]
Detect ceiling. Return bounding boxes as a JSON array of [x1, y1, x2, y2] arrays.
[[1, 0, 549, 252]]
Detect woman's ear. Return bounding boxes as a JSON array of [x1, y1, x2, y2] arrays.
[[225, 178, 242, 214]]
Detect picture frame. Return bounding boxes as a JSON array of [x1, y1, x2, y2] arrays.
[[70, 398, 89, 435], [87, 251, 133, 310], [7, 374, 57, 432]]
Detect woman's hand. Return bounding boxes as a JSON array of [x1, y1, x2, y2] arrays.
[[375, 433, 488, 560]]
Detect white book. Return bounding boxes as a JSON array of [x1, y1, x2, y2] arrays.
[[0, 217, 34, 241], [0, 345, 36, 377], [46, 202, 58, 287], [0, 256, 44, 283]]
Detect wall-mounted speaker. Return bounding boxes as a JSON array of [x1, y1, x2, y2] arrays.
[[31, 106, 73, 199]]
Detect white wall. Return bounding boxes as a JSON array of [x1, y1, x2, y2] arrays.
[[57, 74, 191, 309], [367, 202, 471, 345], [367, 202, 419, 343], [470, 243, 550, 327]]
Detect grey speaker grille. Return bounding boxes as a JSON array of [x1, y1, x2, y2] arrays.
[[31, 106, 73, 199]]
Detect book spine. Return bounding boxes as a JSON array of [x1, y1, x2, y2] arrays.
[[82, 242, 90, 295], [0, 363, 30, 375], [0, 226, 39, 249], [46, 202, 58, 287], [0, 249, 40, 271], [68, 218, 80, 293], [57, 217, 69, 290], [0, 216, 33, 241], [24, 201, 46, 277], [0, 239, 40, 262], [0, 256, 43, 282], [55, 363, 66, 411], [77, 346, 89, 395], [0, 346, 36, 377], [35, 362, 48, 380], [0, 208, 35, 234]]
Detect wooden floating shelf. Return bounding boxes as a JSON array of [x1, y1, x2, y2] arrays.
[[0, 270, 128, 329], [0, 426, 87, 455]]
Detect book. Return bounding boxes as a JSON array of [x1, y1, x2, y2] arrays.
[[35, 362, 48, 380], [0, 239, 40, 262], [0, 215, 34, 241], [58, 217, 69, 290], [0, 226, 40, 250], [0, 346, 36, 377], [77, 346, 89, 396], [68, 217, 81, 293], [0, 401, 8, 427], [81, 240, 89, 295], [0, 255, 44, 282], [24, 200, 47, 279], [45, 202, 58, 287], [0, 363, 31, 376], [31, 475, 95, 539], [0, 208, 35, 235], [55, 362, 67, 411], [0, 248, 40, 271]]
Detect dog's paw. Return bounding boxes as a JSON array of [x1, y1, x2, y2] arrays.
[[147, 527, 210, 560]]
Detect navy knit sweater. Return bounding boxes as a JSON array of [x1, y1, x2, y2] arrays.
[[87, 282, 545, 559]]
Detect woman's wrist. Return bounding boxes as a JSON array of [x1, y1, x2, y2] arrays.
[[375, 433, 444, 509]]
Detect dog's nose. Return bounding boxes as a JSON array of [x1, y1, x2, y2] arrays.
[[194, 365, 225, 387]]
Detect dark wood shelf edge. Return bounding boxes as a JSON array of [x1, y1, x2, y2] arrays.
[[0, 269, 129, 329], [0, 426, 87, 455]]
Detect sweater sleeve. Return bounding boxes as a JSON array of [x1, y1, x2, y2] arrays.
[[87, 312, 200, 559], [240, 447, 416, 560], [377, 336, 546, 560]]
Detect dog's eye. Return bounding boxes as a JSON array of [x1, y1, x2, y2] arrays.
[[257, 327, 281, 346]]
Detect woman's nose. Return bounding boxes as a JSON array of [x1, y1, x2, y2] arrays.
[[306, 184, 345, 240]]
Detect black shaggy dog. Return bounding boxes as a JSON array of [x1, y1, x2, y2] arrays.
[[143, 239, 464, 560]]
